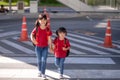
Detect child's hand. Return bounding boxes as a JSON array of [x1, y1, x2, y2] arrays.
[[49, 47, 54, 54], [49, 44, 54, 54], [63, 47, 67, 51], [33, 40, 38, 45]]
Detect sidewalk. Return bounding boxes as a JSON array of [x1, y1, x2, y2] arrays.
[[0, 6, 80, 20], [1, 55, 120, 80], [0, 6, 120, 20]]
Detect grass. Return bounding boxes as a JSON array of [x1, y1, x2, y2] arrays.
[[39, 3, 64, 7], [0, 1, 64, 7], [0, 1, 28, 6]]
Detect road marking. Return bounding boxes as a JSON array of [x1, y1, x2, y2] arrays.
[[12, 37, 33, 46], [68, 33, 120, 53], [53, 33, 110, 55], [0, 56, 115, 64], [0, 31, 20, 38], [0, 46, 14, 54], [0, 29, 3, 32], [67, 35, 120, 54], [68, 33, 102, 43], [71, 42, 110, 55], [70, 48, 86, 54], [95, 22, 107, 28], [1, 40, 35, 54]]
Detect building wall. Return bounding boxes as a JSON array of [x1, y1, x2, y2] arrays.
[[80, 0, 120, 8]]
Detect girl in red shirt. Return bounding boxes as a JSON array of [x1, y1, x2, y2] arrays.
[[53, 27, 70, 79], [30, 14, 52, 79]]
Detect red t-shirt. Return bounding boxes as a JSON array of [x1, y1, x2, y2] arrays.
[[32, 26, 52, 47], [53, 37, 70, 58]]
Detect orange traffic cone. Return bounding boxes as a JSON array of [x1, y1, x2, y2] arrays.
[[101, 19, 115, 48], [19, 16, 29, 41], [43, 6, 47, 14], [47, 14, 51, 28], [43, 7, 51, 29]]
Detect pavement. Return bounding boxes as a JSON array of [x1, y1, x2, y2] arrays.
[[0, 6, 120, 20], [0, 55, 120, 80]]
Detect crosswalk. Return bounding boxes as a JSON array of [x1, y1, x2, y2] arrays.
[[0, 56, 120, 80], [0, 31, 120, 79], [0, 30, 120, 56]]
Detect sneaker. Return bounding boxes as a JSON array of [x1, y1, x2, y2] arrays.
[[42, 74, 47, 79], [59, 74, 63, 79], [38, 73, 42, 77]]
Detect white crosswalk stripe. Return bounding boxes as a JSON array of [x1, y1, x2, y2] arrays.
[[68, 34, 120, 54], [0, 46, 14, 54], [71, 42, 110, 55], [0, 56, 119, 79], [1, 40, 35, 54], [0, 31, 20, 38], [0, 57, 115, 64], [0, 31, 120, 55], [68, 32, 120, 54]]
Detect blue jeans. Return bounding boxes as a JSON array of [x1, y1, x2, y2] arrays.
[[55, 57, 65, 74], [35, 46, 48, 74]]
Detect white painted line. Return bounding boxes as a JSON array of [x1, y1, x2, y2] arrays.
[[65, 70, 120, 78], [112, 27, 120, 30], [1, 40, 35, 54], [71, 42, 110, 55], [0, 56, 115, 64], [12, 37, 33, 46], [22, 41, 33, 46], [95, 22, 107, 28], [67, 35, 120, 54], [68, 33, 120, 53], [0, 46, 14, 54], [0, 29, 3, 32], [65, 57, 115, 64], [70, 48, 86, 54], [0, 31, 20, 37], [68, 33, 102, 43]]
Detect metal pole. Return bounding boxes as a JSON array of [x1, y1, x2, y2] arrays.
[[110, 0, 112, 7], [9, 0, 12, 13]]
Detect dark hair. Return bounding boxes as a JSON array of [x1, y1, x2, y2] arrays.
[[56, 27, 67, 36], [38, 13, 47, 20], [35, 13, 47, 27]]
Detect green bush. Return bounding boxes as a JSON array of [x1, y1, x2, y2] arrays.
[[39, 0, 63, 6], [3, 0, 18, 2]]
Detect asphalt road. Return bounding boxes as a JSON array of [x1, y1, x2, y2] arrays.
[[0, 17, 120, 80], [0, 17, 120, 41]]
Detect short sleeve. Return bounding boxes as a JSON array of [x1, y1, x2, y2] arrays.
[[32, 27, 37, 35], [46, 27, 52, 36]]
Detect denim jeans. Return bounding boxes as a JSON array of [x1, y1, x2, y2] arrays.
[[55, 57, 65, 74], [35, 46, 48, 74]]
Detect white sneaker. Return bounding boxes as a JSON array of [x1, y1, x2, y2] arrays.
[[38, 72, 42, 77], [42, 74, 47, 79], [59, 74, 63, 79]]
